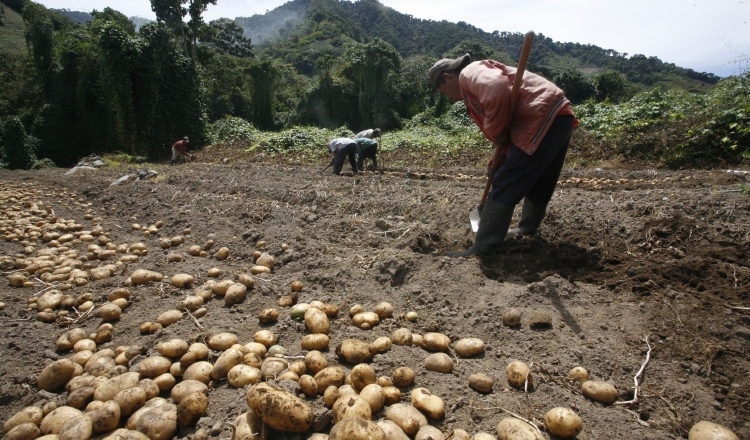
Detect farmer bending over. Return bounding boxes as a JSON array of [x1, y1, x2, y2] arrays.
[[429, 54, 576, 257], [355, 128, 381, 140], [171, 136, 190, 165], [355, 137, 378, 171], [328, 138, 358, 175]]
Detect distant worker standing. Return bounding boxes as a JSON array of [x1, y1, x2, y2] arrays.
[[429, 54, 576, 257], [355, 128, 381, 140], [327, 138, 359, 175], [171, 136, 190, 165], [354, 137, 378, 171]]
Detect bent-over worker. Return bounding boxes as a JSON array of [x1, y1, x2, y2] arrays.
[[327, 138, 358, 175], [354, 138, 378, 171], [171, 136, 190, 165], [354, 128, 381, 139], [429, 54, 576, 257]]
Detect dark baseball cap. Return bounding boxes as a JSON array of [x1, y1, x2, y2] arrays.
[[428, 54, 471, 88]]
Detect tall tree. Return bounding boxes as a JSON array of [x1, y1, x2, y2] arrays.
[[201, 18, 254, 58], [22, 2, 54, 89], [187, 0, 216, 59], [341, 38, 402, 129], [553, 68, 597, 104], [248, 60, 278, 130], [151, 0, 188, 55]]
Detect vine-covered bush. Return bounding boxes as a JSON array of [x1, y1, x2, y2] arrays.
[[1, 116, 37, 169], [207, 116, 257, 143], [574, 73, 749, 166]]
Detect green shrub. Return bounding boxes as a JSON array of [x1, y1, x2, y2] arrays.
[[207, 116, 257, 143], [573, 73, 750, 166], [1, 116, 37, 169]]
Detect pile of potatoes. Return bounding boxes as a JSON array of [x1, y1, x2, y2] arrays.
[[138, 274, 259, 333]]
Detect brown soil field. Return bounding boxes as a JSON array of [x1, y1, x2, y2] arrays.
[[0, 162, 748, 439]]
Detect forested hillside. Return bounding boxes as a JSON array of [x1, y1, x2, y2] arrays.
[[0, 0, 747, 170]]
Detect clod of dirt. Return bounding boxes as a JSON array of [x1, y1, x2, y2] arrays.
[[529, 313, 552, 329]]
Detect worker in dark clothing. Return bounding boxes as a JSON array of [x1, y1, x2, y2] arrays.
[[354, 138, 378, 171], [328, 138, 358, 175]]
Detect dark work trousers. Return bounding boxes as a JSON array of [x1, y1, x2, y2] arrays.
[[489, 115, 575, 206], [357, 145, 378, 170], [332, 143, 358, 175]]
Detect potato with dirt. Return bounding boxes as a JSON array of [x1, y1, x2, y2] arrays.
[[246, 382, 313, 433], [305, 350, 328, 374], [352, 311, 380, 329], [38, 359, 76, 392], [211, 347, 244, 380], [3, 423, 41, 440], [688, 421, 740, 440], [377, 419, 411, 440], [385, 403, 428, 435], [454, 338, 485, 357], [130, 269, 163, 285], [506, 361, 532, 389], [156, 310, 182, 327], [208, 332, 238, 350], [335, 339, 373, 364], [581, 380, 619, 404], [350, 363, 376, 391], [305, 307, 330, 334], [135, 403, 177, 440], [58, 414, 93, 440], [469, 373, 494, 393], [330, 418, 386, 440], [2, 407, 43, 435], [171, 380, 208, 404], [497, 417, 544, 440], [393, 367, 415, 387], [391, 328, 412, 346], [314, 366, 346, 393], [411, 387, 445, 419], [225, 283, 247, 305], [138, 356, 172, 378], [228, 365, 261, 387], [544, 407, 583, 439], [421, 332, 451, 352], [126, 398, 168, 430], [359, 384, 386, 412], [254, 330, 278, 347], [415, 425, 445, 440], [424, 353, 453, 373], [260, 357, 288, 381], [177, 392, 208, 426], [156, 339, 189, 358], [332, 394, 373, 423], [56, 328, 88, 351], [183, 361, 213, 384], [91, 400, 121, 433], [301, 333, 330, 350], [232, 411, 267, 440]]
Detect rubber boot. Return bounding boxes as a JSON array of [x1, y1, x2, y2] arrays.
[[448, 198, 514, 257], [332, 163, 343, 175], [506, 198, 547, 239]]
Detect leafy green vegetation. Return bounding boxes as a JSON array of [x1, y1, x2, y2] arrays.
[[574, 73, 749, 167], [0, 0, 745, 171]]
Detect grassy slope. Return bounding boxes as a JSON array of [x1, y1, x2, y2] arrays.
[[0, 4, 26, 55], [0, 5, 26, 56]]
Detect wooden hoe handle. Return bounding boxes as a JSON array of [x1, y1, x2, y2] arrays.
[[479, 31, 535, 206]]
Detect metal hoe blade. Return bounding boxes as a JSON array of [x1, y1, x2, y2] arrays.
[[469, 205, 482, 232]]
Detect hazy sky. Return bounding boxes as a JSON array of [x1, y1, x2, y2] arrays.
[[36, 0, 749, 77]]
